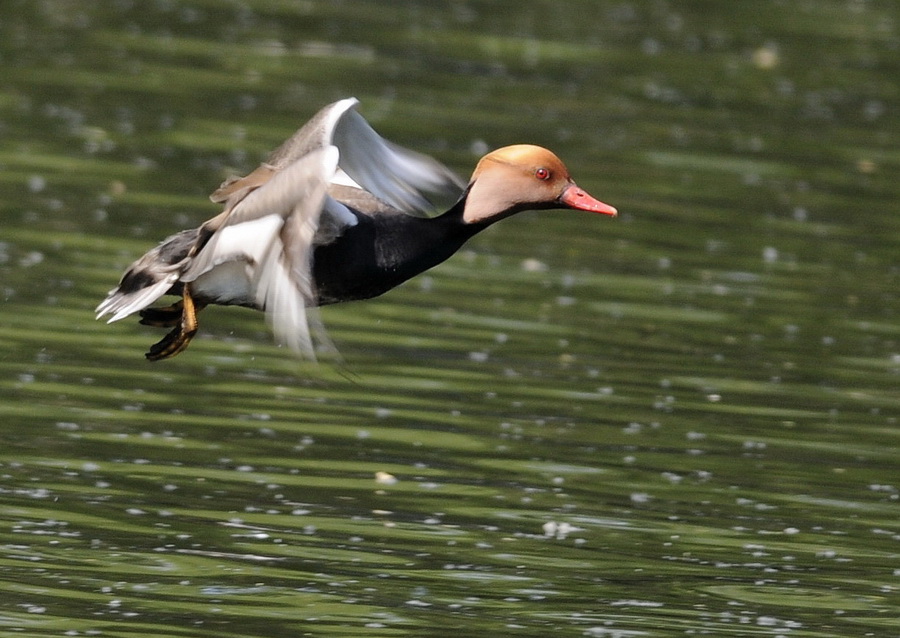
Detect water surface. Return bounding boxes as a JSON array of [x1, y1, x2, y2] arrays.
[[0, 1, 897, 636]]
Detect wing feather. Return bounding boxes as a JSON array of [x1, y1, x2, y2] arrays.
[[210, 98, 464, 216], [184, 147, 340, 357], [331, 107, 465, 214]]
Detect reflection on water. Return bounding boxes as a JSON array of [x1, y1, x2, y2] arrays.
[[1, 1, 898, 636]]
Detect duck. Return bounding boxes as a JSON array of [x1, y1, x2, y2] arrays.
[[96, 98, 617, 360]]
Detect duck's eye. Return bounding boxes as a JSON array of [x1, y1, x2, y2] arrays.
[[535, 167, 551, 180]]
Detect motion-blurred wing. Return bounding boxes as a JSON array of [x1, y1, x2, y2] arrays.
[[331, 105, 465, 214], [184, 147, 341, 357], [211, 98, 465, 216]]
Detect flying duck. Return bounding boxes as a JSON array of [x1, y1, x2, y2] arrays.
[[96, 98, 617, 360]]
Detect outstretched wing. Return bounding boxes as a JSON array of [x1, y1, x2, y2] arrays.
[[330, 102, 465, 214], [210, 98, 465, 217]]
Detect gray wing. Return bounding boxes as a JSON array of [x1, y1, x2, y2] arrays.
[[331, 101, 466, 214], [221, 98, 465, 216], [184, 147, 340, 357]]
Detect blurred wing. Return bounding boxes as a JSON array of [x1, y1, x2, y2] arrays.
[[211, 98, 465, 216], [332, 106, 466, 215], [210, 98, 359, 206], [265, 98, 360, 170], [185, 147, 342, 358]]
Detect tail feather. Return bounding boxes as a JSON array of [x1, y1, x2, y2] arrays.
[[96, 229, 197, 323], [96, 275, 179, 323]]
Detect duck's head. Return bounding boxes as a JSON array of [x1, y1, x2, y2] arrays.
[[461, 144, 617, 225]]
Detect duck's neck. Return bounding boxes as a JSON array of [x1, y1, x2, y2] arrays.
[[375, 194, 489, 278], [313, 192, 493, 305]]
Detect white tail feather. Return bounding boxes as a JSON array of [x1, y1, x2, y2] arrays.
[[95, 275, 178, 323]]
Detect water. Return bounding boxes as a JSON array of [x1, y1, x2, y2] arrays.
[[1, 1, 897, 636]]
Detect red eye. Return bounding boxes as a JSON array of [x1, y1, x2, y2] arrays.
[[535, 167, 551, 180]]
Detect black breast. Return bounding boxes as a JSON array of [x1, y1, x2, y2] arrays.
[[311, 208, 476, 306]]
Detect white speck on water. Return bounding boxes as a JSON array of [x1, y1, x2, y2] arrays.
[[28, 175, 47, 193], [609, 599, 664, 608], [752, 43, 780, 70], [756, 615, 802, 629], [521, 258, 548, 273], [585, 627, 650, 637], [868, 484, 897, 493], [542, 521, 581, 539], [375, 471, 397, 485], [706, 239, 726, 253], [18, 251, 44, 268], [762, 246, 779, 263], [469, 139, 489, 156], [641, 37, 662, 55]]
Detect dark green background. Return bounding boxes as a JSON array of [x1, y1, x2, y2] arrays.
[[0, 1, 897, 636]]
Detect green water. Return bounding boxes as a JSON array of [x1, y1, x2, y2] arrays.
[[1, 1, 897, 636]]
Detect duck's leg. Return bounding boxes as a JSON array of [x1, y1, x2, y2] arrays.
[[140, 294, 208, 328], [139, 301, 185, 327], [145, 285, 201, 361]]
